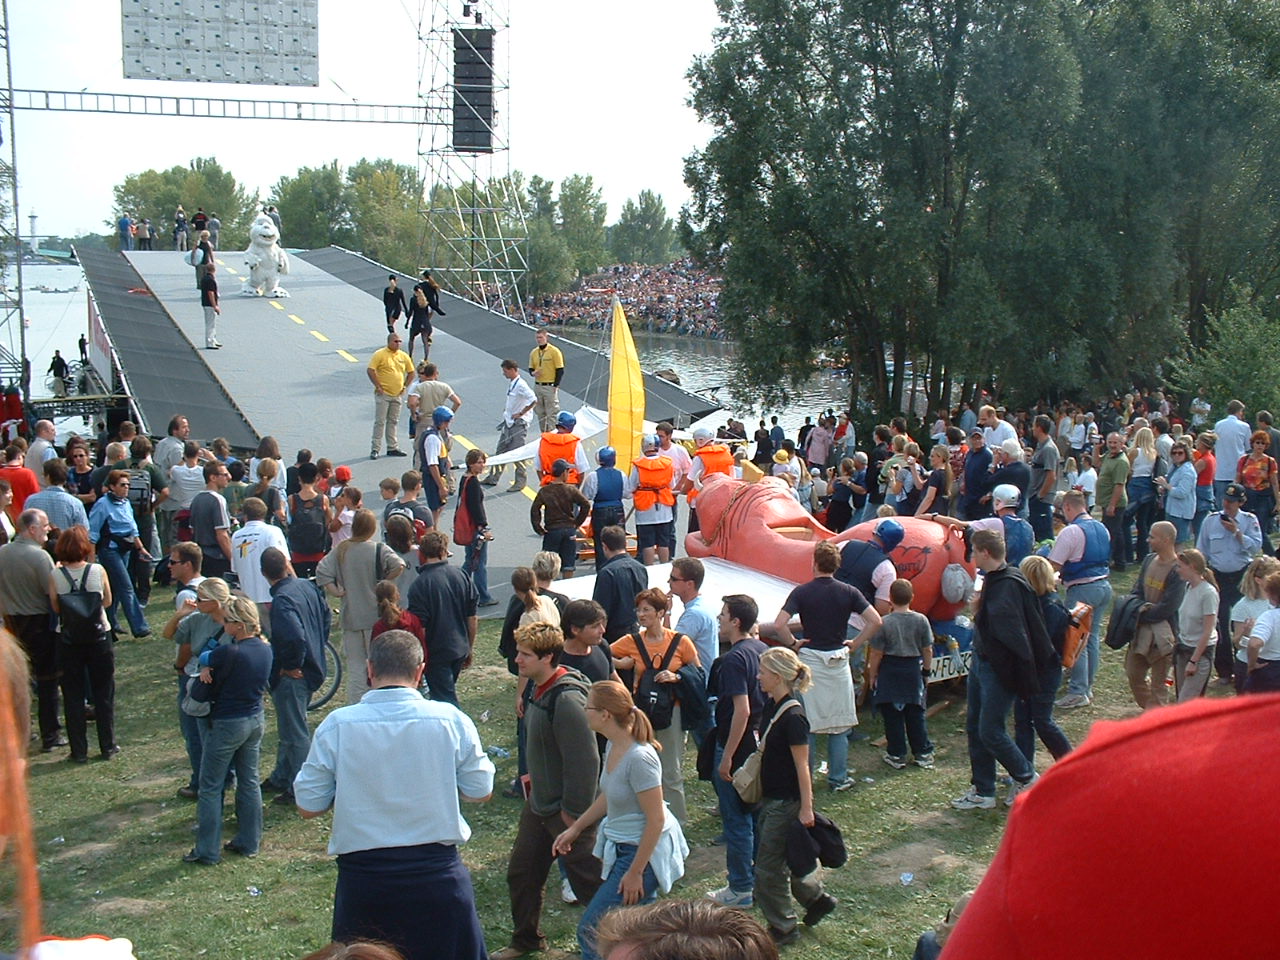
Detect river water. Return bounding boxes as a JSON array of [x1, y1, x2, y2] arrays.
[[554, 327, 853, 435]]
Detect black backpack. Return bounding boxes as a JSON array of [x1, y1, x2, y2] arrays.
[[288, 493, 330, 555], [58, 566, 107, 644], [633, 633, 685, 731], [126, 466, 153, 515]]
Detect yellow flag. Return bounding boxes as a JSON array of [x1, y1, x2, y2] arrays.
[[608, 295, 645, 463]]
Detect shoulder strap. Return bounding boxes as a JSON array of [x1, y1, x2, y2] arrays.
[[658, 632, 684, 672], [61, 566, 81, 591], [633, 635, 657, 672], [755, 699, 799, 752]]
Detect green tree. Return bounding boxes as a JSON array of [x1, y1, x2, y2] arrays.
[[522, 216, 575, 299], [558, 174, 607, 276], [527, 175, 558, 222], [1177, 287, 1280, 417], [271, 162, 354, 250], [610, 190, 677, 265], [112, 158, 255, 249], [346, 159, 424, 270]]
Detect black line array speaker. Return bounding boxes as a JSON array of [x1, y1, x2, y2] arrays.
[[453, 27, 495, 153]]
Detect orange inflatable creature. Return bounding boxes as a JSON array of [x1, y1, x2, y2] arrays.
[[686, 474, 974, 621]]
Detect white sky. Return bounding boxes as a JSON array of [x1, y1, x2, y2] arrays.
[[10, 1, 722, 238]]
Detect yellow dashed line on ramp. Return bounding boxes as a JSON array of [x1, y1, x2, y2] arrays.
[[309, 330, 330, 342], [453, 433, 537, 500], [337, 350, 359, 363], [289, 314, 305, 325], [270, 301, 284, 310]]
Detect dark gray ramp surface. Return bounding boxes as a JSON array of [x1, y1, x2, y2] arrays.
[[77, 246, 258, 448], [297, 246, 720, 426], [121, 247, 633, 594]]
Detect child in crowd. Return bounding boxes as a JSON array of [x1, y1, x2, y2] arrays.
[[378, 476, 400, 506], [371, 579, 427, 694], [224, 460, 248, 523], [315, 458, 334, 495], [329, 485, 359, 549], [866, 578, 935, 769], [329, 464, 352, 503]]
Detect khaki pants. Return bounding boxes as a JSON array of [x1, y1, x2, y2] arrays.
[[533, 383, 559, 432], [371, 391, 404, 455], [1125, 622, 1174, 709], [654, 703, 687, 824], [1174, 644, 1214, 702], [754, 797, 826, 935], [342, 627, 372, 704]]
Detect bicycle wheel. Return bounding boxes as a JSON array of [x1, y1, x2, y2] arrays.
[[308, 637, 343, 711]]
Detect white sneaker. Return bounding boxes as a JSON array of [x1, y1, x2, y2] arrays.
[[706, 884, 754, 907], [951, 787, 997, 810], [816, 761, 829, 777], [561, 877, 578, 904], [1005, 772, 1040, 807], [1054, 693, 1090, 709]]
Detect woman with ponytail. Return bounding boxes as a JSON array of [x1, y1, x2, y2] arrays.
[[553, 680, 688, 960], [754, 647, 838, 946]]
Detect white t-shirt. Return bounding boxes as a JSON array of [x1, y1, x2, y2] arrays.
[[231, 519, 289, 603], [1247, 606, 1280, 661], [1214, 415, 1252, 481], [984, 419, 1017, 449], [661, 442, 693, 487], [1178, 580, 1219, 650], [1078, 468, 1098, 507], [1232, 596, 1272, 662]]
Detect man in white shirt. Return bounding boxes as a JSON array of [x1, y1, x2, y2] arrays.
[[295, 630, 494, 960], [485, 358, 537, 491], [231, 497, 289, 612], [656, 421, 693, 528], [980, 405, 1017, 449], [26, 420, 57, 483], [1214, 399, 1253, 507]]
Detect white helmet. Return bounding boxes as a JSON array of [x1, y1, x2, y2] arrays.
[[692, 427, 714, 445], [992, 483, 1021, 511]]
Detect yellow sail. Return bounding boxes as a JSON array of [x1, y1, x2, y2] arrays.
[[608, 295, 645, 462]]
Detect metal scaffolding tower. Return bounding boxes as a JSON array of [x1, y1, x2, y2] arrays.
[[0, 0, 27, 399], [417, 0, 526, 320]]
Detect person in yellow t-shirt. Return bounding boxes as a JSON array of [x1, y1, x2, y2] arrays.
[[528, 328, 565, 432], [366, 332, 416, 460]]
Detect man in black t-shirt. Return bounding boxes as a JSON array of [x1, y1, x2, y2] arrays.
[[706, 594, 768, 907], [770, 541, 882, 791], [201, 262, 222, 349]]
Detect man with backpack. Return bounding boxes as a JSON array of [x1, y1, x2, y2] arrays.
[[491, 622, 602, 960], [260, 547, 331, 808], [287, 462, 331, 578], [124, 437, 169, 605]]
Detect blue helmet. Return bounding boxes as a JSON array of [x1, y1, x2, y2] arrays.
[[597, 446, 617, 468], [556, 411, 576, 431], [874, 518, 905, 553], [432, 405, 454, 426]]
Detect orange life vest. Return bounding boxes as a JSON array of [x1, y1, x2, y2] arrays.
[[539, 431, 582, 485], [632, 456, 676, 511], [689, 443, 734, 503]]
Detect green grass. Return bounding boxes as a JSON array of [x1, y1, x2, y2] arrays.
[[8, 567, 1231, 958]]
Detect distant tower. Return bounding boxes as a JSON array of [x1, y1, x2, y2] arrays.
[[418, 0, 526, 319], [27, 210, 36, 251]]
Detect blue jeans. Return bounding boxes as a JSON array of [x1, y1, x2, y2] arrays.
[[1123, 476, 1156, 563], [427, 656, 465, 707], [1065, 578, 1112, 698], [464, 538, 492, 604], [1028, 495, 1053, 542], [1169, 514, 1193, 544], [195, 712, 265, 861], [712, 743, 756, 892], [1013, 662, 1072, 764], [178, 677, 203, 791], [99, 546, 148, 634], [807, 730, 849, 786], [268, 676, 310, 793], [965, 657, 1033, 797], [1193, 485, 1215, 539], [578, 842, 658, 960]]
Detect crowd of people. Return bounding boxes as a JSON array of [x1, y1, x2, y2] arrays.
[[514, 260, 725, 339], [5, 373, 1280, 960]]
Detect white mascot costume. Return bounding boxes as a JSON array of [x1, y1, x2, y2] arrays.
[[241, 214, 289, 297]]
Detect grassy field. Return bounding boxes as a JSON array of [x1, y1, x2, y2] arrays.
[[6, 567, 1221, 959]]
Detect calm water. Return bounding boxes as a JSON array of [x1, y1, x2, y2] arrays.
[[554, 327, 852, 435]]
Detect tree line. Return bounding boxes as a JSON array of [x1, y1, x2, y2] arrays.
[[680, 0, 1280, 419], [108, 159, 683, 300]]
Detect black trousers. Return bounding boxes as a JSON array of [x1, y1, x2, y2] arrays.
[[5, 613, 60, 745], [1212, 567, 1245, 680], [58, 637, 115, 759]]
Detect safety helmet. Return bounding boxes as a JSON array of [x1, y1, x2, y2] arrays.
[[992, 483, 1021, 511], [874, 518, 905, 553], [597, 446, 617, 468], [693, 427, 714, 445], [556, 411, 577, 431], [642, 434, 660, 452], [432, 405, 454, 425]]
